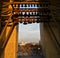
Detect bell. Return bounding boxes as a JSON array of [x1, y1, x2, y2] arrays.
[[26, 19, 29, 22], [25, 4, 27, 7], [33, 19, 36, 23], [28, 4, 30, 7], [24, 12, 27, 16], [37, 4, 39, 7], [19, 19, 21, 22], [36, 19, 40, 23], [35, 12, 36, 15], [18, 4, 20, 10], [20, 19, 22, 23], [23, 4, 25, 7], [27, 4, 28, 7], [28, 18, 32, 24], [26, 12, 29, 15], [31, 4, 33, 7], [34, 4, 35, 7], [21, 4, 23, 7], [30, 12, 32, 15], [22, 19, 24, 22], [23, 22, 27, 25]]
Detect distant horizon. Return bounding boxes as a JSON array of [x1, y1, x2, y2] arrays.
[[18, 39, 40, 43]]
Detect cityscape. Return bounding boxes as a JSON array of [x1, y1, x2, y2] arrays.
[[18, 41, 44, 58]]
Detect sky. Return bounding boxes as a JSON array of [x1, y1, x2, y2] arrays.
[[18, 23, 40, 43]]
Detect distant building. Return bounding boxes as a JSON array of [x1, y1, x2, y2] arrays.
[[18, 42, 43, 56]]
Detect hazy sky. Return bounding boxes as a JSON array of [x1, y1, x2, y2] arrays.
[[18, 23, 40, 43]]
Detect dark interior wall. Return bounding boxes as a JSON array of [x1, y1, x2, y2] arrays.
[[50, 0, 60, 44], [40, 0, 60, 58]]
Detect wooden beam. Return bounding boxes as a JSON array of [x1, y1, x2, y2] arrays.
[[3, 2, 49, 4]]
